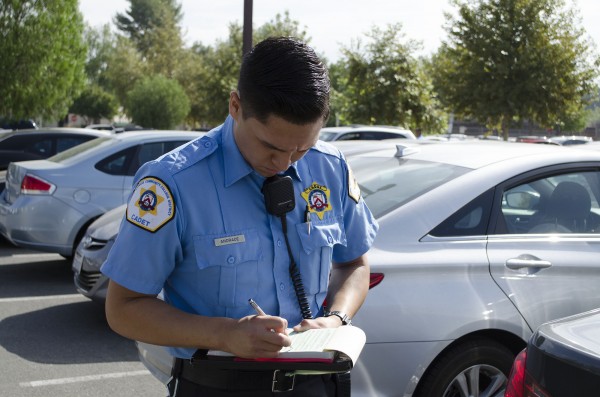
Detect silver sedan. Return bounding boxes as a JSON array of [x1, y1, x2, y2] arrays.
[[77, 139, 600, 396], [0, 130, 203, 257]]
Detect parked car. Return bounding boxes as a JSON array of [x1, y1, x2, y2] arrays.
[[0, 127, 112, 170], [75, 139, 600, 396], [505, 308, 600, 397], [84, 123, 119, 132], [515, 135, 557, 145], [73, 203, 125, 302], [0, 118, 38, 130], [548, 135, 593, 146], [0, 130, 203, 257], [319, 125, 416, 141]]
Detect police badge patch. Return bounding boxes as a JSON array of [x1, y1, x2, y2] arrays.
[[302, 182, 332, 220], [127, 176, 175, 232]]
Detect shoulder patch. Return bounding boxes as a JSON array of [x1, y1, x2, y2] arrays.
[[347, 164, 361, 204], [126, 176, 175, 232]]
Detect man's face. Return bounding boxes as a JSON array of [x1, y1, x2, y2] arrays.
[[230, 92, 323, 177]]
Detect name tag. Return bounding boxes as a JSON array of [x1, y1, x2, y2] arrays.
[[214, 234, 246, 246]]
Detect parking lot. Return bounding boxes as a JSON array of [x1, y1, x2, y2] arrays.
[[0, 237, 164, 397]]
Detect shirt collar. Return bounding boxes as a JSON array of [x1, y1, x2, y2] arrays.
[[222, 116, 302, 187]]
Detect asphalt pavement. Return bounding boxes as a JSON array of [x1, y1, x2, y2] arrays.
[[0, 236, 165, 397]]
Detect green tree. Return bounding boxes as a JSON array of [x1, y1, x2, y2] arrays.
[[114, 0, 182, 55], [254, 11, 309, 43], [70, 85, 119, 125], [331, 23, 444, 131], [103, 36, 147, 104], [432, 0, 600, 139], [0, 0, 87, 121], [126, 75, 190, 129], [83, 24, 116, 89], [189, 13, 311, 127]]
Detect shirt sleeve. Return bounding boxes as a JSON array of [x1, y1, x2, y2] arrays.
[[332, 157, 379, 264], [101, 161, 183, 295]]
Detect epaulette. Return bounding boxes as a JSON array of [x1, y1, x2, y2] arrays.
[[311, 140, 343, 159], [161, 135, 219, 174]]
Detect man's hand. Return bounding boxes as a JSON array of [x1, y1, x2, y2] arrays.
[[224, 314, 292, 358], [291, 315, 342, 332]]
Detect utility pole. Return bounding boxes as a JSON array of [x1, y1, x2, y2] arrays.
[[242, 0, 253, 56]]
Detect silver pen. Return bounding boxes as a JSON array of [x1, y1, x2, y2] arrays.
[[248, 298, 267, 316]]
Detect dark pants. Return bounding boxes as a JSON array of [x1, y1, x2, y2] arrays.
[[167, 358, 345, 397], [170, 373, 336, 396]]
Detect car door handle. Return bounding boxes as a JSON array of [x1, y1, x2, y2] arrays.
[[505, 255, 552, 270]]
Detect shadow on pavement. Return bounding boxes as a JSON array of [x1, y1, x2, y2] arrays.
[[0, 300, 140, 364], [0, 257, 75, 299]]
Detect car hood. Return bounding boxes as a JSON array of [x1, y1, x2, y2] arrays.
[[88, 204, 126, 240]]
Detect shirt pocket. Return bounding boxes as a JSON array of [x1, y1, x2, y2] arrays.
[[295, 217, 346, 304], [193, 230, 261, 309]]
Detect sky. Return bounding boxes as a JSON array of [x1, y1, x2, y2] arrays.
[[79, 0, 600, 62]]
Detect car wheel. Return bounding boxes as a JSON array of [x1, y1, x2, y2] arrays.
[[415, 337, 515, 397]]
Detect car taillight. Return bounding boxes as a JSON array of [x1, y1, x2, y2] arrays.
[[505, 348, 552, 397], [505, 349, 527, 397], [369, 273, 384, 289], [21, 174, 56, 195]]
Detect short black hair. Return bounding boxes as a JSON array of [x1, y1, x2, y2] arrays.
[[237, 37, 330, 125]]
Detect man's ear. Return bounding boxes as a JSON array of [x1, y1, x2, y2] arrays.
[[229, 91, 242, 120]]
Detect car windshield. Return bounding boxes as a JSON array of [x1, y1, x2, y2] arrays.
[[47, 137, 115, 163], [349, 156, 471, 218], [319, 131, 338, 141]]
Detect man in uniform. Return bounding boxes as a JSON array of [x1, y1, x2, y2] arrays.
[[102, 37, 378, 396]]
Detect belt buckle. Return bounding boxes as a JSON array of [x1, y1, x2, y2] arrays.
[[272, 370, 295, 392]]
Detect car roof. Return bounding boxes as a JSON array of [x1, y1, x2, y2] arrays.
[[333, 139, 600, 169], [321, 125, 413, 133], [0, 127, 112, 140], [97, 129, 203, 142]]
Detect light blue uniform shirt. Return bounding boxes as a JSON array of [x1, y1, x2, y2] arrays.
[[101, 116, 378, 358]]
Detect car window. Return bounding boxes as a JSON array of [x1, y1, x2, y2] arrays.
[[500, 171, 600, 234], [96, 147, 137, 175], [319, 131, 338, 141], [337, 132, 361, 141], [132, 140, 189, 172], [96, 140, 191, 176], [49, 137, 114, 162], [56, 136, 94, 152], [28, 138, 53, 155], [430, 189, 494, 237], [350, 156, 470, 218], [0, 134, 52, 155]]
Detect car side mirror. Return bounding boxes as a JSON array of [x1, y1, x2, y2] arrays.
[[505, 191, 540, 210]]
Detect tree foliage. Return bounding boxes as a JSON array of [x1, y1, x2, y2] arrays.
[[431, 0, 600, 138], [186, 12, 312, 127], [70, 85, 119, 125], [126, 75, 190, 129], [114, 0, 182, 54], [83, 24, 116, 89], [0, 0, 87, 120], [331, 24, 445, 132]]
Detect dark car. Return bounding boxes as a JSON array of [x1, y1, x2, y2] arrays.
[[0, 127, 111, 170], [505, 308, 600, 397], [0, 118, 38, 130]]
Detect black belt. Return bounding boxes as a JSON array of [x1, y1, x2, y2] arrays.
[[174, 358, 318, 393]]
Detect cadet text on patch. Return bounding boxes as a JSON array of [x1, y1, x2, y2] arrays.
[[127, 177, 175, 232], [301, 182, 332, 220]]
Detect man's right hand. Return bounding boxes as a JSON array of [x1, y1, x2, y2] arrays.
[[224, 314, 291, 358]]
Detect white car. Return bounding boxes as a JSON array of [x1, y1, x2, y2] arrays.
[[319, 125, 416, 141], [0, 130, 203, 257], [79, 139, 600, 396]]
